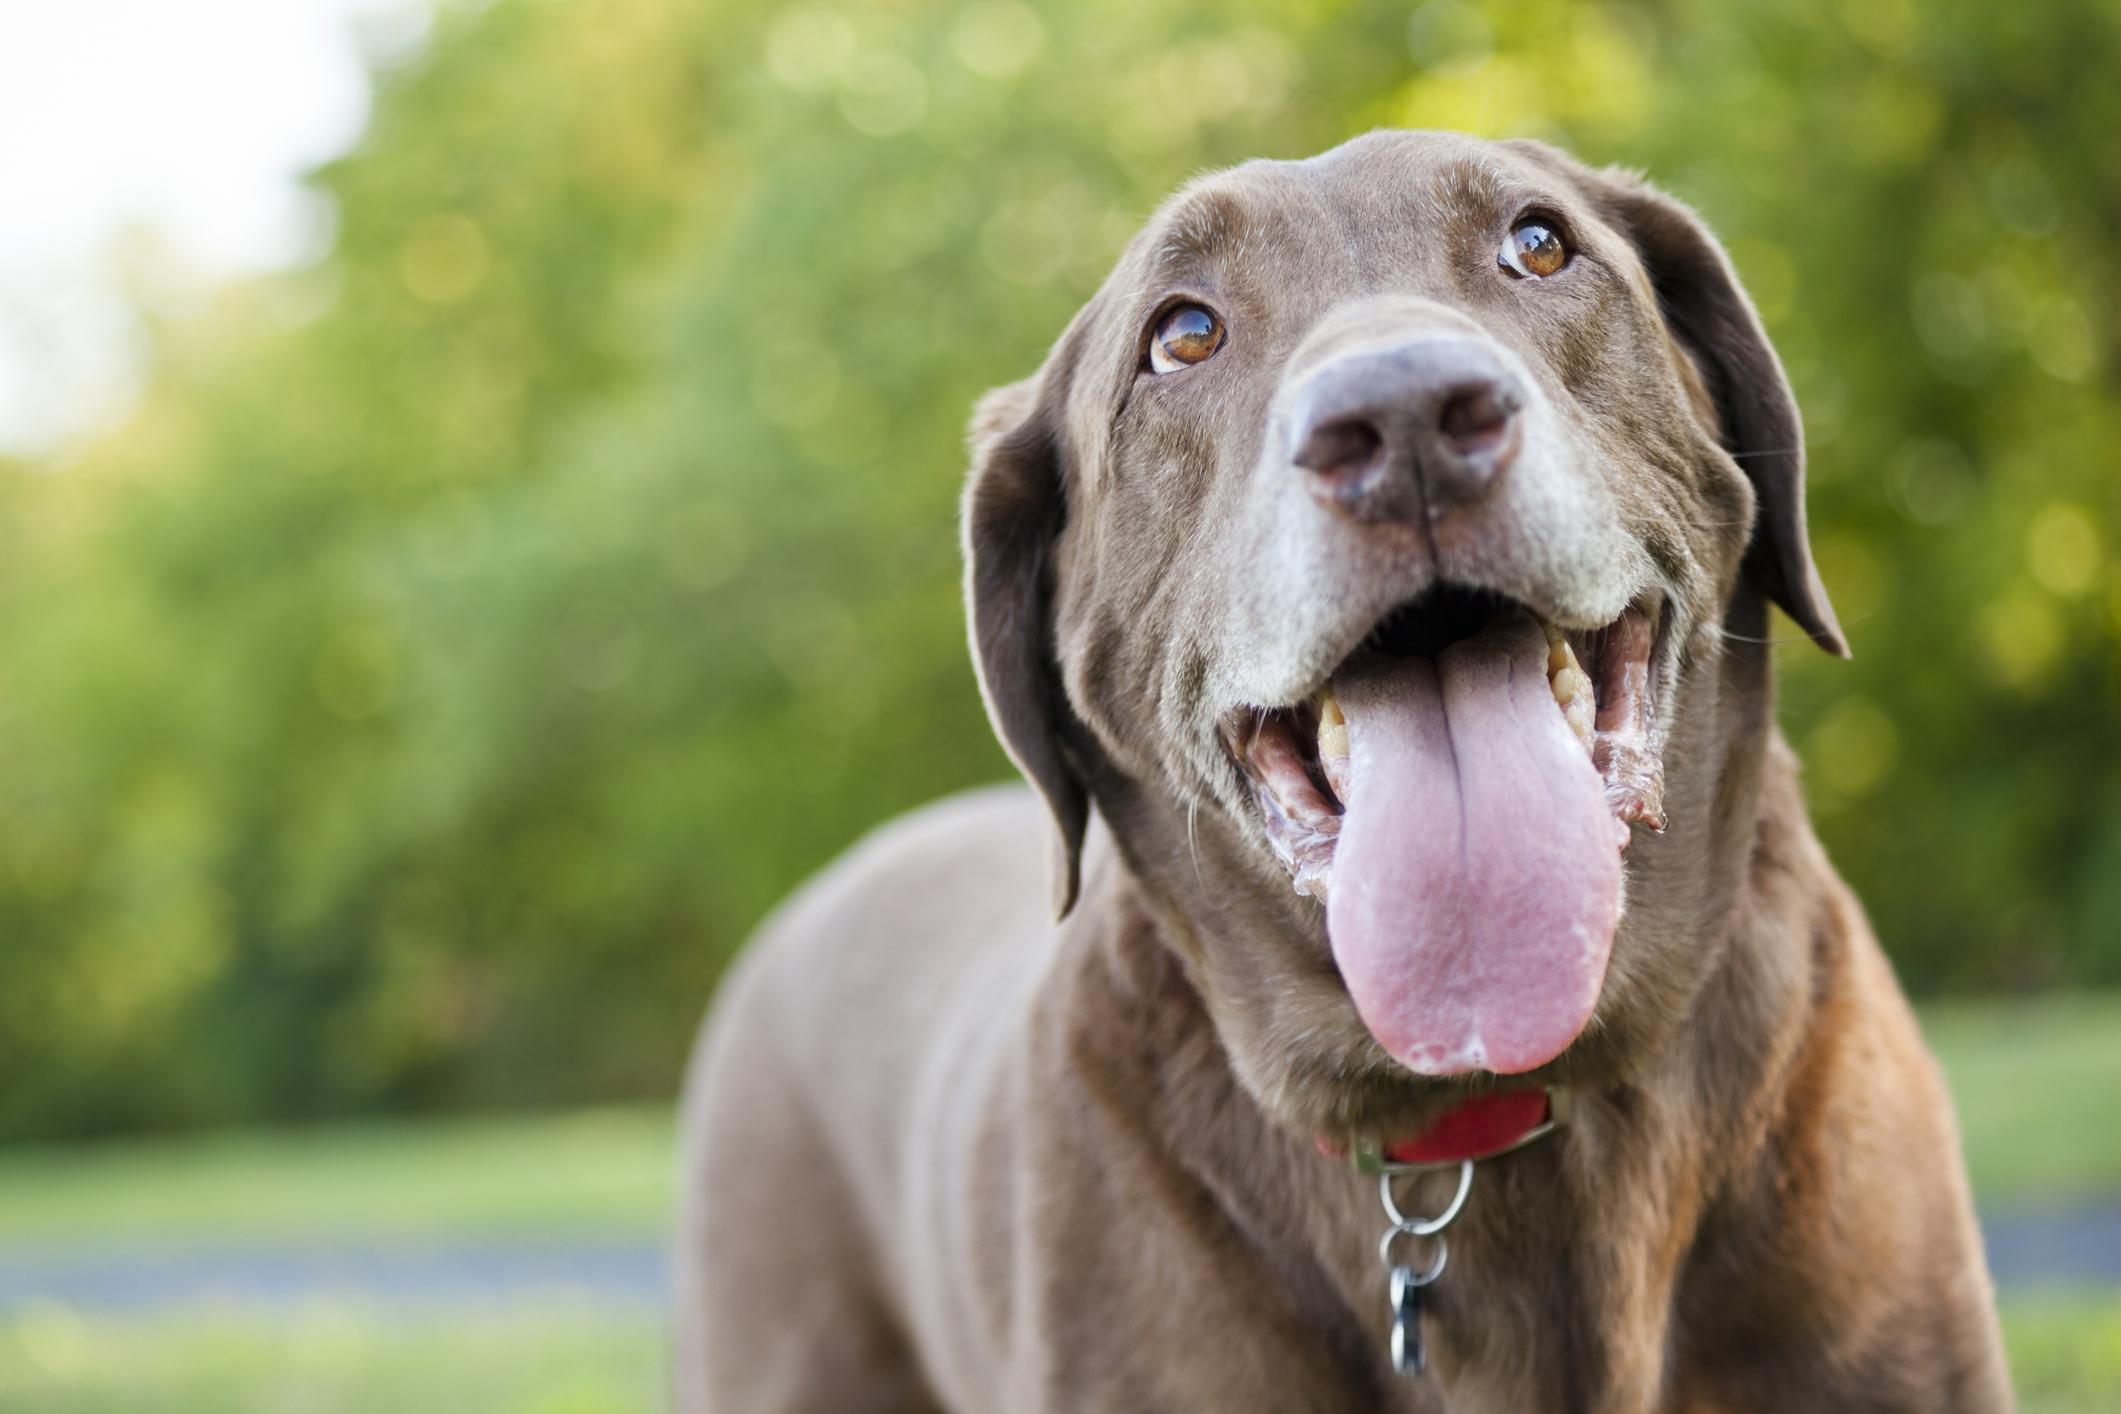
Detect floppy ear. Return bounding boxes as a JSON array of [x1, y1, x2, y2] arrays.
[[1582, 164, 1849, 657], [962, 376, 1089, 918]]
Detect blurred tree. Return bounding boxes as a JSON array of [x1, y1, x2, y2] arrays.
[[1, 0, 2115, 1139]]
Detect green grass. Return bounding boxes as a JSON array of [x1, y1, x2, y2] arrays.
[[0, 1298, 660, 1414], [2004, 1290, 2121, 1414], [1923, 993, 2121, 1206], [0, 994, 2113, 1411], [0, 1292, 2108, 1413], [0, 994, 2110, 1247], [0, 1107, 673, 1249]]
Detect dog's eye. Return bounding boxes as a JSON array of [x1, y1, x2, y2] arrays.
[[1499, 221, 1568, 280], [1148, 304, 1225, 374]]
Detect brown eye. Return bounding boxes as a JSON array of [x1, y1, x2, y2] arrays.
[[1148, 303, 1225, 374], [1499, 221, 1568, 279]]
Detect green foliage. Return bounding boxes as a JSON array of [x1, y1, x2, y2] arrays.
[[1, 0, 2117, 1138]]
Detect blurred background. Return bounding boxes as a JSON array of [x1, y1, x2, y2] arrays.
[[0, 0, 2115, 1408]]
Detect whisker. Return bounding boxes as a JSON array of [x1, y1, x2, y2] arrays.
[[1186, 794, 1205, 889], [1715, 610, 1870, 647], [1712, 630, 1812, 646]]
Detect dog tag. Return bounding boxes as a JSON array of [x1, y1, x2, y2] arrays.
[[1389, 1263, 1426, 1375]]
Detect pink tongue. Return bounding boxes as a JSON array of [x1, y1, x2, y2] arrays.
[[1325, 614, 1621, 1076]]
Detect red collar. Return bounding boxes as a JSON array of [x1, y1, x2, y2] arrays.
[[1321, 1088, 1565, 1169]]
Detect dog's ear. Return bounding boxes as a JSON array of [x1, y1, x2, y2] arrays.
[[962, 375, 1089, 918], [1518, 145, 1848, 656]]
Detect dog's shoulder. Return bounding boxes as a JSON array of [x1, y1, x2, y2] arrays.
[[712, 784, 1061, 1065], [765, 782, 1056, 954]]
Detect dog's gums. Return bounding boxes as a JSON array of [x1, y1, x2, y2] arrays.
[[1223, 589, 1668, 904]]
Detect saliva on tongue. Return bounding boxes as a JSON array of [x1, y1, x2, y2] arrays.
[[1325, 612, 1622, 1076]]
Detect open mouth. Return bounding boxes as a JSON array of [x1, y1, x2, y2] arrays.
[[1218, 584, 1671, 1077]]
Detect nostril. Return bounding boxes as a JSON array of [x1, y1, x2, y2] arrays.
[[1292, 343, 1521, 521], [1437, 384, 1516, 457], [1292, 417, 1384, 476]]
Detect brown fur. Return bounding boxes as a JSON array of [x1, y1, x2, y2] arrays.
[[674, 132, 2009, 1411]]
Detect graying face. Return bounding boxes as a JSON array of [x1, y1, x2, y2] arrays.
[[1054, 134, 1745, 791], [964, 130, 1843, 1133]]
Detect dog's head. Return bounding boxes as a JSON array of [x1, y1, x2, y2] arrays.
[[963, 131, 1843, 1140]]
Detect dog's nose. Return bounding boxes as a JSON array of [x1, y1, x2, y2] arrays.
[[1289, 338, 1524, 524]]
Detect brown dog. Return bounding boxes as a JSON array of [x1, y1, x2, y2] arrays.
[[674, 131, 2010, 1412]]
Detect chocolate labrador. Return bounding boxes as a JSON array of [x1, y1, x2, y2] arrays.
[[674, 131, 2010, 1412]]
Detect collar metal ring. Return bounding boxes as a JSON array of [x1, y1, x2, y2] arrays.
[[1378, 1225, 1450, 1281], [1380, 1157, 1474, 1236]]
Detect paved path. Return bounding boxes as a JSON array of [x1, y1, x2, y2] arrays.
[[1982, 1205, 2121, 1288], [2, 1208, 2116, 1312], [0, 1238, 666, 1311]]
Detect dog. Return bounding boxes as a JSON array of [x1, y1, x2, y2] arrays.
[[674, 130, 2010, 1412]]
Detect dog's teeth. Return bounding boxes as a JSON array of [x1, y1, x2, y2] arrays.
[[1542, 621, 1570, 676], [1559, 688, 1596, 749], [1316, 688, 1349, 762], [1548, 641, 1597, 751], [1547, 636, 1587, 696]]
